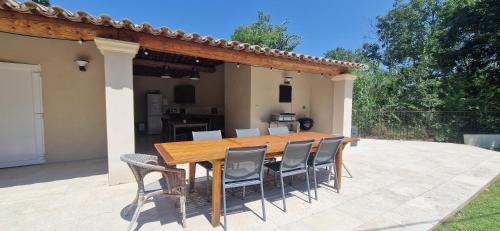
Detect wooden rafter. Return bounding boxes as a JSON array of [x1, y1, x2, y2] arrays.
[[133, 59, 216, 73], [0, 10, 348, 75]]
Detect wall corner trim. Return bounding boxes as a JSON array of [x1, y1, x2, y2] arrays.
[[331, 73, 357, 82], [94, 37, 140, 56]]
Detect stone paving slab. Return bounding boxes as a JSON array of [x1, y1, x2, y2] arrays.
[[0, 139, 498, 231]]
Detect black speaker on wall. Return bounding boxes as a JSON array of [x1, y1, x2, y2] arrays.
[[279, 85, 292, 103]]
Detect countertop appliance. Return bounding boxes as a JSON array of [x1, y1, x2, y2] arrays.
[[271, 113, 296, 122]]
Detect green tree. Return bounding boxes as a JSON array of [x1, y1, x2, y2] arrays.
[[32, 0, 50, 6], [436, 0, 500, 112], [375, 0, 444, 110], [327, 0, 500, 141], [325, 43, 400, 111], [231, 11, 301, 51]]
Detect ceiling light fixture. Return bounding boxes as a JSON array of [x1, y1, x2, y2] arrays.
[[160, 66, 172, 79], [236, 63, 240, 68], [189, 67, 200, 80]]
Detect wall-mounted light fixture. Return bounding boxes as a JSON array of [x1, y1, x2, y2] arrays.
[[284, 76, 293, 84], [74, 59, 89, 72]]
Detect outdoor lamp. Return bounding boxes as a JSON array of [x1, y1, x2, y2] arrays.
[[160, 66, 172, 79], [74, 59, 89, 72], [189, 67, 200, 80]]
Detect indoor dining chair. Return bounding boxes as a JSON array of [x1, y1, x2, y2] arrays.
[[222, 145, 268, 229], [264, 139, 314, 211], [307, 136, 343, 198], [192, 130, 222, 199], [268, 127, 289, 135]]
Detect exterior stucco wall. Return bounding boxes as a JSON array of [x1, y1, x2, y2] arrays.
[[309, 77, 335, 133], [224, 64, 329, 137], [0, 32, 107, 162], [224, 63, 251, 137], [250, 67, 312, 134]]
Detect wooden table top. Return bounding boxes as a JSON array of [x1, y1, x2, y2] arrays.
[[155, 131, 358, 164]]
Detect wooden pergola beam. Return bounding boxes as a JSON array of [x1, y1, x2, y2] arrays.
[[133, 59, 216, 73], [0, 10, 348, 75]]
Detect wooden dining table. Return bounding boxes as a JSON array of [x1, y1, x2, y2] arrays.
[[154, 131, 358, 227]]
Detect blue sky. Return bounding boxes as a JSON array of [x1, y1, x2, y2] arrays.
[[51, 0, 394, 57]]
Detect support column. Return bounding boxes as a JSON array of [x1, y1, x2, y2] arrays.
[[95, 37, 139, 185], [331, 74, 356, 137]]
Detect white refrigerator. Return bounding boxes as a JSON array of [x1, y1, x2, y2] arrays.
[[147, 94, 163, 135]]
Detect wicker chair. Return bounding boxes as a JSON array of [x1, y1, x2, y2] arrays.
[[121, 154, 187, 231]]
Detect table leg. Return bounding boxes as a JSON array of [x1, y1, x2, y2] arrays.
[[173, 126, 177, 142], [211, 159, 222, 227], [334, 143, 344, 190], [189, 163, 196, 193]]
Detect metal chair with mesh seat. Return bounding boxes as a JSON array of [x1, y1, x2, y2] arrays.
[[234, 128, 276, 197], [264, 139, 314, 212], [222, 145, 268, 229], [268, 127, 289, 135], [307, 136, 344, 198], [120, 154, 187, 231], [235, 128, 260, 138], [192, 130, 222, 199]]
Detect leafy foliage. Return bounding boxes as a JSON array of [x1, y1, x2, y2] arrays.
[[436, 0, 500, 112], [327, 0, 499, 112], [325, 0, 499, 141], [231, 11, 301, 52], [32, 0, 50, 6]]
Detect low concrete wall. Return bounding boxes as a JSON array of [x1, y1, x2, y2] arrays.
[[463, 134, 500, 150]]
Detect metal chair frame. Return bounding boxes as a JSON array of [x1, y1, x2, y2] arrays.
[[235, 128, 261, 138], [192, 130, 222, 199], [265, 139, 314, 211], [307, 137, 343, 199], [267, 127, 289, 135], [222, 145, 268, 229]]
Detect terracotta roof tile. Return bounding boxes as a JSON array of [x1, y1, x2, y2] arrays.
[[0, 0, 369, 71]]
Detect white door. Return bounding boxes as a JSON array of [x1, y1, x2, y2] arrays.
[[0, 62, 45, 168]]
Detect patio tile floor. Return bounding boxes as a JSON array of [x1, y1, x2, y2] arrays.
[[0, 139, 498, 231]]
